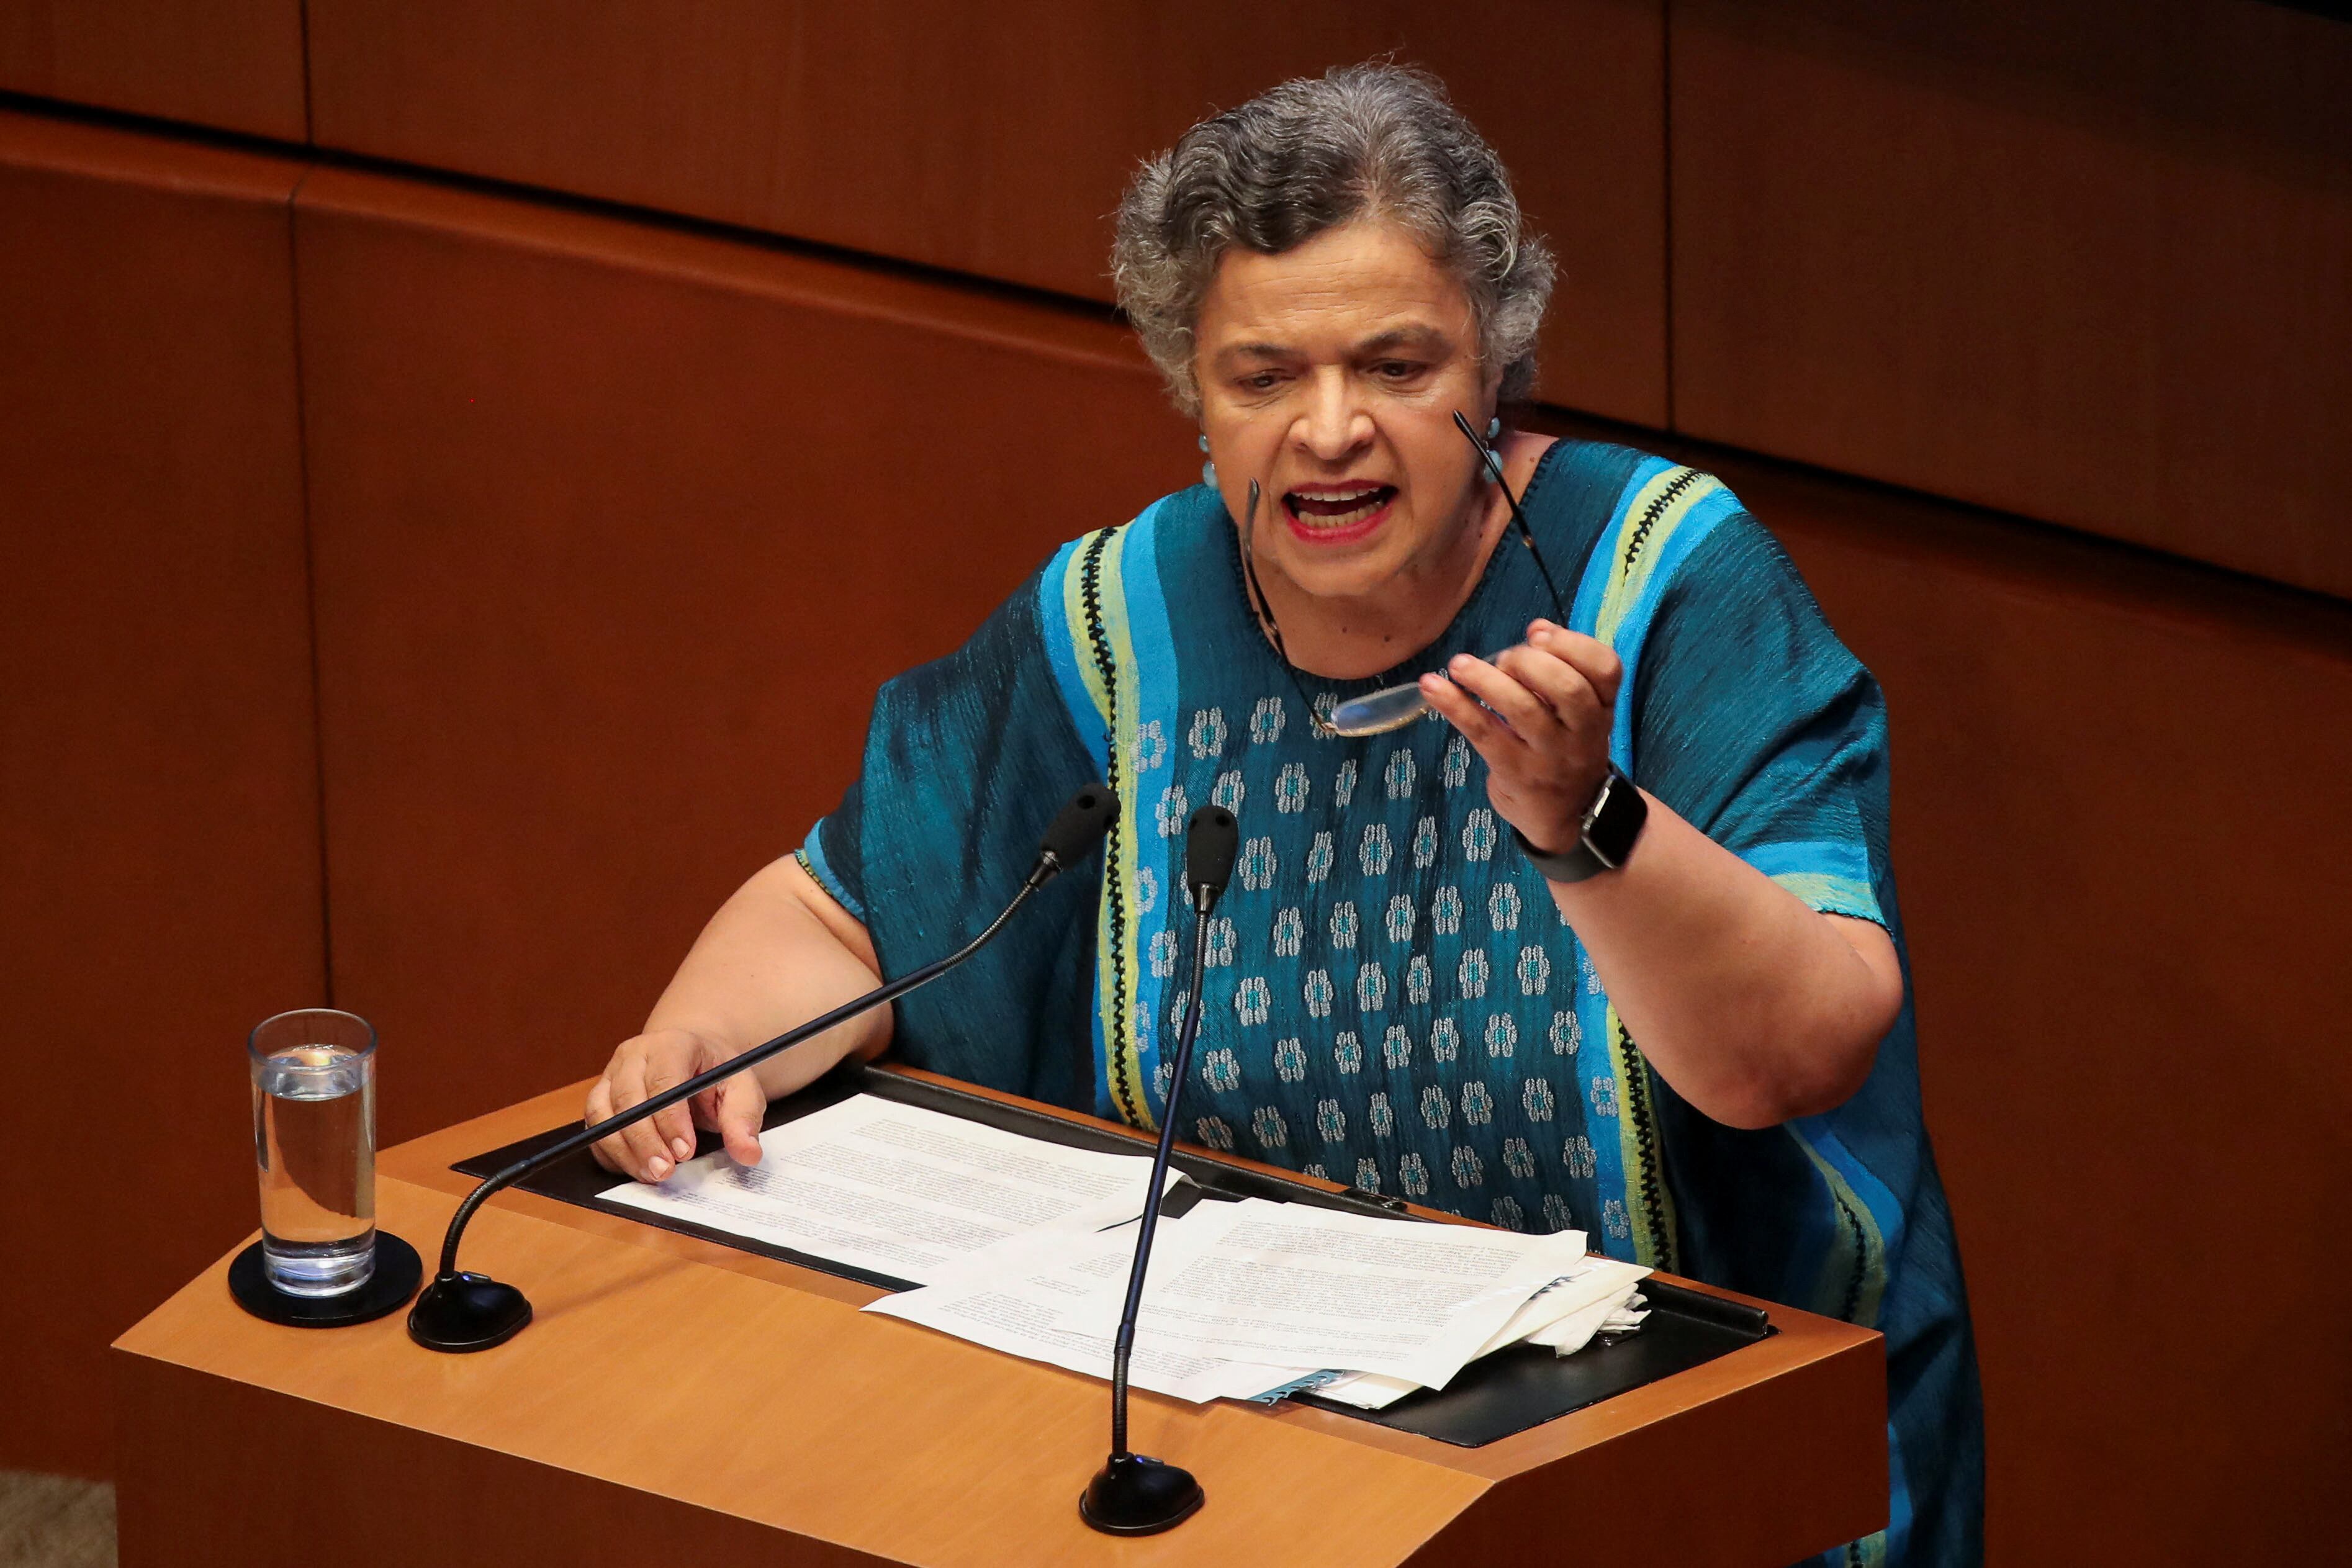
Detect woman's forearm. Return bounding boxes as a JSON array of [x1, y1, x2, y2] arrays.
[[1548, 792, 1905, 1130], [644, 855, 892, 1101], [1419, 627, 1902, 1130]]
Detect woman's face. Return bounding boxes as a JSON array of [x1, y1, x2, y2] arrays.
[[1194, 218, 1500, 606]]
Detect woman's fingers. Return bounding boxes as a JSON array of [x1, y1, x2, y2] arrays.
[[1419, 669, 1514, 756], [585, 1078, 624, 1174], [639, 1052, 701, 1168], [1425, 637, 1618, 854], [587, 1066, 662, 1181], [606, 1053, 677, 1180], [1529, 621, 1623, 708], [585, 1030, 759, 1183], [1498, 641, 1607, 735], [1441, 653, 1556, 741], [713, 1073, 767, 1167]]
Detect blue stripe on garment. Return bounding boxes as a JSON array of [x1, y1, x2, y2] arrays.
[[795, 824, 866, 922], [1794, 1119, 1908, 1327], [1560, 454, 1678, 1266], [1040, 531, 1122, 1116], [1606, 484, 1745, 772], [1772, 872, 1886, 927], [1741, 837, 1876, 886], [1572, 957, 1635, 1261], [1741, 839, 1887, 927], [1567, 455, 1680, 639], [1118, 500, 1184, 1125], [1038, 537, 1108, 776]]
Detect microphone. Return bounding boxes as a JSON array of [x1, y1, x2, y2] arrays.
[[408, 782, 1119, 1353], [1029, 783, 1119, 890], [1080, 804, 1235, 1536], [1183, 803, 1238, 911]]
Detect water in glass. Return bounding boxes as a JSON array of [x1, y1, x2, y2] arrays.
[[255, 1043, 376, 1295]]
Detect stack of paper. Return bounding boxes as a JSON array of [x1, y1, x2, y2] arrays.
[[867, 1196, 1649, 1404], [1308, 1259, 1651, 1410], [602, 1094, 1651, 1406], [600, 1094, 1167, 1286]]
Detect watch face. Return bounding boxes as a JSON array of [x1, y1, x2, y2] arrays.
[[1585, 770, 1647, 868]]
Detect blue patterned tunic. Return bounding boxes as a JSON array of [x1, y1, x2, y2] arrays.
[[801, 438, 1982, 1567]]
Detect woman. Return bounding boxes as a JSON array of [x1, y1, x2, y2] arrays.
[[587, 65, 1980, 1568]]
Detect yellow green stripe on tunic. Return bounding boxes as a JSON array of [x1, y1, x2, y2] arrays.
[[1061, 525, 1154, 1129]]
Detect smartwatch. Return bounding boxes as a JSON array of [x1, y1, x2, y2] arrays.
[[1513, 764, 1647, 883]]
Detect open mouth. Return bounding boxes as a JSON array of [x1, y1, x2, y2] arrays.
[[1283, 484, 1398, 542]]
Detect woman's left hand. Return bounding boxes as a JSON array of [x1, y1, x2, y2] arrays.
[[1418, 620, 1621, 855]]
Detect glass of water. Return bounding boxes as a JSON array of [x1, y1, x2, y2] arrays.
[[248, 1009, 377, 1297]]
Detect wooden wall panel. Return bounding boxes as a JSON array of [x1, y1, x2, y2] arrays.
[[0, 0, 306, 141], [293, 169, 1199, 1147], [0, 112, 318, 1477], [1701, 444, 2352, 1564], [1670, 0, 2352, 600], [302, 0, 1669, 426]]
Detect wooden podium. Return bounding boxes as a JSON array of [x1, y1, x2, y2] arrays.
[[114, 1068, 1886, 1566]]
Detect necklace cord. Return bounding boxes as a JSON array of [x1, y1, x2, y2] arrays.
[[1236, 478, 1338, 735]]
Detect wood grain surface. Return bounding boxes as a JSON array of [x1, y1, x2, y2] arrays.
[[0, 0, 307, 140], [0, 109, 320, 1479], [1670, 0, 2352, 598], [302, 0, 1670, 426], [114, 1076, 1883, 1566]]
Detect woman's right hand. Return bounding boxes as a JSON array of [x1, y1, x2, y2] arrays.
[[585, 1027, 769, 1181]]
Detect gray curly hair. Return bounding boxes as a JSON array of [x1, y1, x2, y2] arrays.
[[1112, 63, 1555, 417]]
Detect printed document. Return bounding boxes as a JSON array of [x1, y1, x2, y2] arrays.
[[868, 1219, 1317, 1402], [598, 1094, 1635, 1407], [1310, 1255, 1652, 1408], [1112, 1199, 1589, 1387], [599, 1094, 1159, 1286], [868, 1196, 1593, 1396]]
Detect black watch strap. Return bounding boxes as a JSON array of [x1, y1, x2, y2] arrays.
[[1513, 765, 1648, 883]]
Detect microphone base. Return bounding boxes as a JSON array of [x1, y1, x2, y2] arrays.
[[407, 1270, 533, 1353], [1079, 1453, 1204, 1536]]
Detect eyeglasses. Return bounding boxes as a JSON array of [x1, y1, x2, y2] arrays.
[[1236, 410, 1569, 739]]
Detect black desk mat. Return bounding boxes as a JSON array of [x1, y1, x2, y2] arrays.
[[455, 1063, 1773, 1446]]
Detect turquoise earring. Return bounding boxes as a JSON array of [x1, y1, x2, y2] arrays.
[[1199, 432, 1217, 490]]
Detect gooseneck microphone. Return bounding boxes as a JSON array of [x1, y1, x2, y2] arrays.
[[1080, 803, 1237, 1536], [408, 783, 1119, 1353]]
